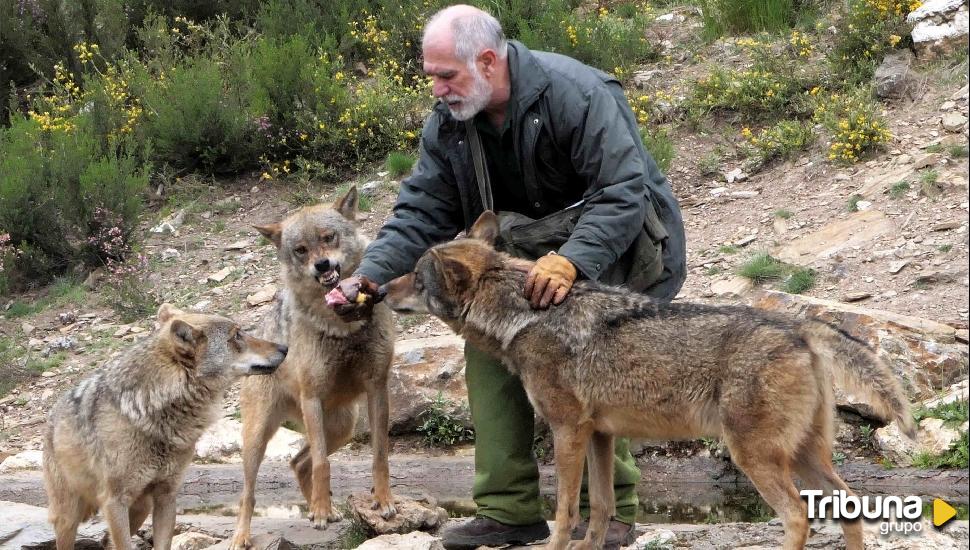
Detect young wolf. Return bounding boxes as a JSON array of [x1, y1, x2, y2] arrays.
[[43, 304, 287, 550], [229, 187, 396, 549], [382, 211, 915, 550]]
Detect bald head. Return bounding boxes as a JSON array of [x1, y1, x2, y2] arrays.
[[423, 4, 507, 64]]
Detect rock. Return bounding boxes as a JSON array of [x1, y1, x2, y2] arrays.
[[0, 450, 44, 472], [841, 292, 872, 302], [873, 50, 917, 99], [875, 422, 919, 465], [195, 417, 305, 462], [734, 234, 757, 246], [207, 267, 234, 283], [161, 248, 182, 261], [940, 100, 957, 110], [347, 493, 448, 536], [855, 199, 873, 211], [58, 312, 77, 325], [247, 285, 278, 307], [629, 528, 676, 549], [932, 220, 962, 231], [224, 239, 254, 251], [172, 532, 221, 550], [888, 259, 910, 274], [912, 269, 959, 286], [772, 218, 789, 235], [632, 69, 662, 89], [942, 112, 968, 132], [777, 210, 895, 265], [151, 209, 186, 234], [191, 300, 212, 312], [361, 180, 383, 197], [921, 380, 969, 408], [710, 277, 753, 298], [43, 336, 76, 356], [709, 186, 728, 196], [357, 531, 445, 550], [21, 322, 36, 335], [907, 0, 970, 59], [114, 325, 130, 337], [913, 153, 939, 169], [724, 167, 746, 183], [0, 500, 107, 549], [750, 290, 968, 403], [917, 417, 963, 454], [729, 190, 759, 198]]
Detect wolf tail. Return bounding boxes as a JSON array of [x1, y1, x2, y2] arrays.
[[800, 320, 916, 439]]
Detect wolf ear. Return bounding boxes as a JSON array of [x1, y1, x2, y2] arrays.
[[254, 222, 283, 248], [170, 319, 204, 362], [468, 211, 499, 244], [157, 303, 184, 324], [333, 186, 358, 221]]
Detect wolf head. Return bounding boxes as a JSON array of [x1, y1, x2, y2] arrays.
[[383, 211, 508, 324], [155, 303, 287, 378], [255, 187, 367, 295]]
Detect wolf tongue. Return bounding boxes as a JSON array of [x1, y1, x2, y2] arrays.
[[325, 287, 350, 307]]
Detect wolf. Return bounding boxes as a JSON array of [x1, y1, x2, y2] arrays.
[[381, 211, 915, 550], [229, 187, 397, 550], [43, 304, 287, 550]]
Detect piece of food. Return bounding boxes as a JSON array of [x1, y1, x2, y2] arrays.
[[355, 292, 368, 304], [325, 287, 350, 307]]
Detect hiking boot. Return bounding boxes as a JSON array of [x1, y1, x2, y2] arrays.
[[570, 518, 636, 549], [441, 516, 550, 549]]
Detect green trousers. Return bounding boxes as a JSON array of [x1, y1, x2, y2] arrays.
[[464, 343, 639, 525]]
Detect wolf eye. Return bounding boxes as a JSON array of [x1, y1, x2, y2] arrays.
[[322, 233, 338, 245], [293, 245, 308, 256]]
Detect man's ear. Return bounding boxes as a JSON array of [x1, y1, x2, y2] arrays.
[[468, 210, 499, 244], [170, 319, 204, 363], [157, 303, 183, 324], [255, 222, 283, 248], [478, 49, 498, 76], [334, 186, 358, 221]]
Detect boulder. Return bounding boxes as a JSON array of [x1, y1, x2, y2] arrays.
[[348, 493, 448, 537], [907, 0, 970, 59], [357, 531, 445, 550], [874, 50, 917, 99], [0, 450, 44, 473], [0, 500, 106, 549], [194, 417, 304, 462]]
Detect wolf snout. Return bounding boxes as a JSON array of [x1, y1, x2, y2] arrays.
[[314, 258, 339, 275], [277, 344, 289, 356]]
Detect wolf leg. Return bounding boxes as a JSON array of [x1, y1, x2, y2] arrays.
[[301, 396, 342, 528], [102, 497, 134, 550], [230, 392, 285, 549], [127, 493, 152, 535], [49, 494, 82, 550], [794, 408, 863, 550], [150, 485, 178, 550], [547, 422, 592, 550], [728, 441, 808, 550], [570, 431, 615, 550], [366, 375, 397, 519]]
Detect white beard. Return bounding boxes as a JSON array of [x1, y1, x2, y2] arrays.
[[444, 66, 492, 121]]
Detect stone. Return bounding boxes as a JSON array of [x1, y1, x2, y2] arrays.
[[361, 180, 383, 197], [195, 417, 304, 462], [841, 292, 872, 302], [629, 528, 677, 549], [710, 277, 753, 298], [932, 220, 962, 231], [777, 210, 895, 265], [912, 269, 959, 285], [921, 380, 969, 409], [151, 209, 186, 234], [224, 239, 254, 251], [207, 267, 234, 283], [357, 531, 445, 550], [724, 167, 747, 183], [0, 449, 44, 473], [347, 493, 448, 536], [917, 417, 963, 454], [873, 50, 917, 99], [907, 0, 970, 59], [0, 500, 107, 548], [247, 285, 278, 307], [888, 260, 910, 274], [709, 186, 728, 196], [21, 322, 35, 335], [772, 218, 789, 235], [161, 248, 182, 261], [729, 190, 759, 198], [913, 153, 939, 169], [172, 532, 221, 550], [942, 112, 968, 132]]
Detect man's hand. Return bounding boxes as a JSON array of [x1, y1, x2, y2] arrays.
[[524, 253, 577, 309], [326, 275, 385, 321]]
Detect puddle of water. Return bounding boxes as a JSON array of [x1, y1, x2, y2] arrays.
[[181, 488, 969, 525]]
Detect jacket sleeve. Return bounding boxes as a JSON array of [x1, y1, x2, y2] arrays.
[[354, 117, 464, 285], [556, 83, 650, 281]]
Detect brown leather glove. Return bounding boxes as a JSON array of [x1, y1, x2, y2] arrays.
[[524, 252, 577, 309], [327, 275, 385, 321]]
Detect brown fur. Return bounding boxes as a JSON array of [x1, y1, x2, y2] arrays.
[[43, 304, 286, 550], [229, 187, 396, 549], [382, 211, 914, 550]]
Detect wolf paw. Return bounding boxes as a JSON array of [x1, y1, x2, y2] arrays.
[[371, 498, 398, 519], [228, 533, 253, 550], [566, 540, 594, 550], [309, 508, 343, 529]]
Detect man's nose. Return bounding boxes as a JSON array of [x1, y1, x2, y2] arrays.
[[432, 80, 449, 98]]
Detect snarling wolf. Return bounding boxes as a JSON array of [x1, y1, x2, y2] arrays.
[[44, 304, 286, 550], [382, 211, 914, 550], [230, 187, 396, 549]]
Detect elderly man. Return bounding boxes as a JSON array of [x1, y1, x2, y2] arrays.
[[338, 5, 686, 548]]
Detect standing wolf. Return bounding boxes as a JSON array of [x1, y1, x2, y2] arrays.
[[43, 304, 287, 550], [380, 211, 916, 550], [229, 187, 396, 549]]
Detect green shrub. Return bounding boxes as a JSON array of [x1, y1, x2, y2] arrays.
[[781, 267, 816, 294], [829, 0, 918, 84], [699, 0, 808, 38], [386, 151, 417, 178], [812, 88, 891, 163], [737, 253, 788, 283], [911, 431, 969, 469], [740, 119, 815, 168], [418, 392, 474, 447], [889, 180, 911, 198], [641, 126, 675, 174], [140, 56, 257, 172]]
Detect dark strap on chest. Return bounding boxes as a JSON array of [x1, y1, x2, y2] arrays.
[[464, 120, 494, 211]]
